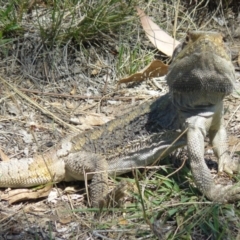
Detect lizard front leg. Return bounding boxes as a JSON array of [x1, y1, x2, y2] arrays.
[[209, 118, 239, 174], [187, 116, 240, 202]]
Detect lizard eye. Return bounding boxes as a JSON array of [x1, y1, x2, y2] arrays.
[[185, 35, 190, 43]]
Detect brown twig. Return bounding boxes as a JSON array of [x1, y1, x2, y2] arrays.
[[19, 88, 152, 101]]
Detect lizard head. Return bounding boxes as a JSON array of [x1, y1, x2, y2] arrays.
[[166, 31, 236, 112], [171, 31, 231, 62]]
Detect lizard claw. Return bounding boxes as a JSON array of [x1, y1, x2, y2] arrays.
[[99, 181, 136, 209], [209, 184, 240, 203], [219, 157, 240, 174]]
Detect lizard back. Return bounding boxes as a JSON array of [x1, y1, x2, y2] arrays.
[[70, 93, 182, 162]]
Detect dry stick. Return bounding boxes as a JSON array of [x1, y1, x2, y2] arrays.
[[200, 1, 221, 30], [226, 103, 240, 127], [19, 88, 149, 101], [152, 128, 188, 167], [166, 155, 187, 179], [0, 76, 80, 132], [173, 0, 180, 50]]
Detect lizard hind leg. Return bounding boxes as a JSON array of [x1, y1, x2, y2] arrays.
[[63, 151, 108, 208]]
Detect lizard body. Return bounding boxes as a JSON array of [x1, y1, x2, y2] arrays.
[[0, 94, 185, 206], [0, 31, 239, 206]]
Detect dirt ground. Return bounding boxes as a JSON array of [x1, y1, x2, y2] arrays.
[[0, 1, 240, 239]]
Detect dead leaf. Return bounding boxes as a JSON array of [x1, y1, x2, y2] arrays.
[[78, 114, 113, 126], [118, 59, 168, 84], [1, 185, 52, 204], [0, 148, 10, 161], [66, 101, 75, 109], [64, 186, 78, 194], [118, 218, 128, 225], [70, 86, 76, 95], [136, 7, 180, 56]]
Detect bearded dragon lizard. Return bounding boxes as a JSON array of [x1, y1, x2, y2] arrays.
[[0, 31, 239, 206]]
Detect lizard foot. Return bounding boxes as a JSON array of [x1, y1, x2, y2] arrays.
[[98, 181, 136, 209], [208, 184, 240, 203], [219, 157, 240, 174]]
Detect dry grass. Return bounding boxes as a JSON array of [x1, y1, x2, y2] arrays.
[[0, 0, 240, 239]]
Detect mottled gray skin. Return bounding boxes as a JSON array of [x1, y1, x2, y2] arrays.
[[0, 94, 185, 207], [0, 31, 239, 206], [166, 31, 238, 202]]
